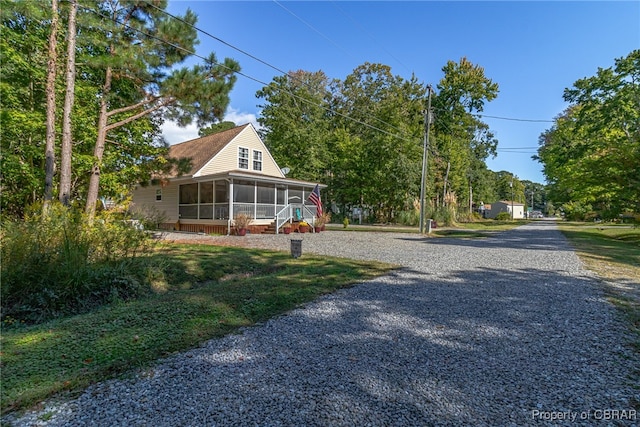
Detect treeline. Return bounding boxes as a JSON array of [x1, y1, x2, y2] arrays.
[[1, 0, 238, 218], [257, 61, 536, 223], [536, 50, 639, 220], [1, 1, 543, 224]]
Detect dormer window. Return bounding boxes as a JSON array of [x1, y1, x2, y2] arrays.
[[238, 147, 249, 169], [253, 150, 262, 171]]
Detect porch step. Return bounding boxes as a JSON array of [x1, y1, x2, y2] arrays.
[[262, 220, 279, 234]]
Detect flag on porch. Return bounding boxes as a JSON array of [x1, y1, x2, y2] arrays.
[[307, 184, 323, 217]]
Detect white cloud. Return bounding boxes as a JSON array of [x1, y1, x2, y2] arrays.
[[224, 107, 261, 130], [161, 107, 261, 145], [161, 121, 200, 145]]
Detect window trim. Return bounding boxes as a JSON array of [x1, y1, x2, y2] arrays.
[[238, 146, 249, 170], [252, 149, 263, 171]]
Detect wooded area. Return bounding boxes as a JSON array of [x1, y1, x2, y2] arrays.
[[536, 50, 640, 220], [256, 60, 539, 223], [1, 1, 636, 223], [1, 0, 239, 218]]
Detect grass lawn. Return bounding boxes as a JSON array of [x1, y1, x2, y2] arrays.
[[0, 243, 394, 414], [559, 222, 640, 352]]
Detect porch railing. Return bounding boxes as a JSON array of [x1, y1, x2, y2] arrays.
[[275, 203, 316, 234], [233, 203, 286, 220]]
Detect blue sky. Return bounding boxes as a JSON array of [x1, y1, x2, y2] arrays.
[[162, 1, 639, 184]]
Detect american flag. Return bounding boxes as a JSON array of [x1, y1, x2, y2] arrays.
[[307, 184, 323, 217]]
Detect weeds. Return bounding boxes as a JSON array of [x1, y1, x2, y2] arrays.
[[1, 203, 158, 324]]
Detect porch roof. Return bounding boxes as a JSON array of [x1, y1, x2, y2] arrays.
[[170, 170, 326, 189]]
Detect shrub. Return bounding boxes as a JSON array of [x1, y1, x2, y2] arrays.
[[397, 209, 420, 226], [562, 201, 592, 221], [495, 212, 512, 221], [1, 203, 158, 324], [129, 203, 167, 230], [426, 206, 456, 227]]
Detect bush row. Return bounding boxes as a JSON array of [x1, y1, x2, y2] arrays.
[[1, 203, 161, 324]]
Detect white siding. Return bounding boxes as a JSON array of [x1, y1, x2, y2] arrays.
[[196, 126, 284, 178], [486, 201, 525, 219], [131, 183, 179, 222]]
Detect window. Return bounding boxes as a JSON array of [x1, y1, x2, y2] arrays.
[[253, 150, 262, 171], [155, 189, 162, 201], [238, 147, 249, 169]]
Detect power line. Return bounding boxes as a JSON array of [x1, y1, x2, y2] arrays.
[[273, 0, 355, 60], [80, 2, 420, 146], [147, 1, 414, 140], [473, 114, 553, 123], [498, 146, 539, 149], [328, 0, 414, 75]]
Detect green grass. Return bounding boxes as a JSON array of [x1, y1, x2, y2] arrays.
[[559, 222, 640, 354], [559, 222, 639, 278], [0, 244, 394, 414]]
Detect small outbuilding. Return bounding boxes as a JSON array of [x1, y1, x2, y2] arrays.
[[485, 200, 525, 219]]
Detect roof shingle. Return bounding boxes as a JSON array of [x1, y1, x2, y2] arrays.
[[167, 124, 250, 177]]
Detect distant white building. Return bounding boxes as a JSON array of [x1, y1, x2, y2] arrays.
[[486, 200, 525, 219]]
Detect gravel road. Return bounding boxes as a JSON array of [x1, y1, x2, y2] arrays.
[[7, 221, 638, 426]]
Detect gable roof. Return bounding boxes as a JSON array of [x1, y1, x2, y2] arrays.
[[167, 124, 250, 177], [496, 200, 525, 206]]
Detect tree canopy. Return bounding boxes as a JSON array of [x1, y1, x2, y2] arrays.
[[536, 50, 639, 219], [0, 0, 239, 217], [257, 58, 513, 223]]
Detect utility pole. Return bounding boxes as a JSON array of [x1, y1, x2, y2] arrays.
[[531, 190, 534, 211], [510, 175, 514, 220], [419, 85, 433, 234]]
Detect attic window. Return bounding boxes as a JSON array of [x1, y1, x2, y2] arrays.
[[238, 147, 249, 169], [253, 150, 262, 171]]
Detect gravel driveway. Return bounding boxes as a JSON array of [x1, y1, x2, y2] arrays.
[[8, 221, 638, 426]]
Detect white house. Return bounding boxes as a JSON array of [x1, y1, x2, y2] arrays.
[[485, 200, 525, 219], [131, 123, 324, 234]]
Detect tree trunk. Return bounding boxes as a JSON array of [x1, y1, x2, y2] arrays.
[[85, 64, 112, 219], [44, 0, 59, 208], [58, 0, 78, 206]]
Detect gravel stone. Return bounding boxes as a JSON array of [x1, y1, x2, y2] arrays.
[[5, 221, 638, 426]]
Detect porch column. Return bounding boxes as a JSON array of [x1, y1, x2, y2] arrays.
[[254, 180, 257, 219], [229, 179, 234, 220], [273, 185, 277, 219]]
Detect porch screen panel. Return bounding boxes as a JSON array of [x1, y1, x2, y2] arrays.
[[257, 183, 275, 204], [288, 187, 303, 204], [179, 183, 198, 204], [179, 183, 198, 219], [198, 181, 214, 219], [215, 180, 229, 219], [277, 187, 285, 205], [199, 181, 214, 203], [233, 180, 254, 203], [215, 180, 229, 202], [199, 205, 213, 219]]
